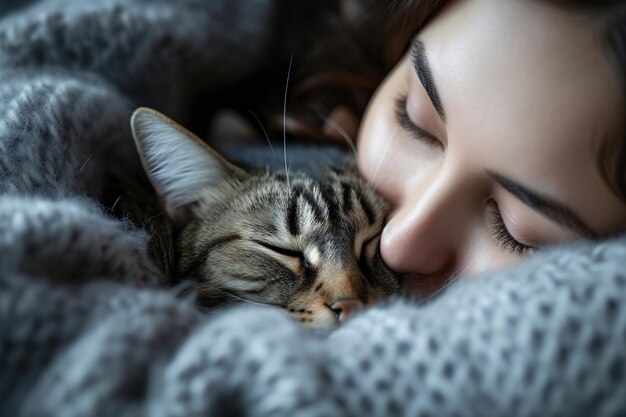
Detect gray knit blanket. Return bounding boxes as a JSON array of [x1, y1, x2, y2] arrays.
[[1, 1, 625, 416]]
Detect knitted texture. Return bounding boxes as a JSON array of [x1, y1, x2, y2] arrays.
[[1, 1, 625, 416]]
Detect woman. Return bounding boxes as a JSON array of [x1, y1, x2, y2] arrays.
[[1, 2, 624, 414], [285, 0, 626, 297]]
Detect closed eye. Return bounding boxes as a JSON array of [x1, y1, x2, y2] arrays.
[[485, 200, 535, 257], [394, 95, 442, 149], [252, 239, 317, 276], [251, 240, 302, 258]]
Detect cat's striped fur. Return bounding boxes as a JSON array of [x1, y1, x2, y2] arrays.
[[130, 108, 398, 327]]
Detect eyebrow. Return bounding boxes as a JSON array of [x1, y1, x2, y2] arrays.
[[487, 171, 599, 240], [411, 39, 446, 122]]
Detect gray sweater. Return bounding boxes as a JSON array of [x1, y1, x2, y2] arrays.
[[1, 1, 625, 416]]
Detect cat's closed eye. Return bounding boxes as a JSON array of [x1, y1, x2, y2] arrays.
[[251, 239, 317, 275], [252, 240, 303, 260]]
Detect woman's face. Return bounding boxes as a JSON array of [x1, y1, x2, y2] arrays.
[[357, 0, 626, 296]]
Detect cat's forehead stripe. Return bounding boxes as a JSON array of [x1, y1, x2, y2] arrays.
[[341, 183, 353, 213], [287, 192, 300, 236], [300, 187, 326, 222], [356, 192, 376, 225], [299, 194, 327, 236], [320, 185, 340, 221], [284, 185, 330, 237]]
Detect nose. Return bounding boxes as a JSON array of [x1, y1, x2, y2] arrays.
[[380, 169, 469, 276], [329, 298, 364, 323]]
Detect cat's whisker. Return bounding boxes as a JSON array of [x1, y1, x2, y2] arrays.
[[177, 278, 214, 293], [178, 278, 275, 309], [248, 110, 276, 160], [212, 286, 276, 308], [110, 195, 123, 211], [283, 55, 294, 189], [170, 281, 195, 299], [369, 124, 398, 187], [78, 151, 97, 173], [418, 259, 476, 304], [177, 278, 238, 304], [316, 111, 358, 163], [196, 305, 218, 314], [176, 278, 197, 285], [142, 212, 163, 228]]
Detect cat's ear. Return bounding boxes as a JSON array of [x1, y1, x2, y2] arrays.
[[131, 107, 246, 225]]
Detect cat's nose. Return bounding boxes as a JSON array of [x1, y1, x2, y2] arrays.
[[329, 299, 364, 323]]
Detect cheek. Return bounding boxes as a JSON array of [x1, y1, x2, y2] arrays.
[[357, 75, 407, 204], [357, 102, 389, 185], [357, 73, 442, 208], [461, 225, 526, 277]]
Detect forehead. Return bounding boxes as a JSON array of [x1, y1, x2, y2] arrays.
[[419, 0, 623, 140], [414, 0, 625, 232]]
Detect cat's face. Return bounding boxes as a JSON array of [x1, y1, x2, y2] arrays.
[[177, 167, 398, 327], [131, 108, 398, 327]]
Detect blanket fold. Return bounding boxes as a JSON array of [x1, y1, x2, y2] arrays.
[[1, 1, 625, 416]]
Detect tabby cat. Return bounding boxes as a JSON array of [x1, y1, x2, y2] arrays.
[[129, 108, 398, 327]]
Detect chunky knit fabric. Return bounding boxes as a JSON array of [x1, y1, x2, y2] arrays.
[[1, 1, 625, 416]]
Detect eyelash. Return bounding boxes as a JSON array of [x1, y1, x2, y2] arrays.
[[252, 240, 315, 273], [394, 95, 442, 148], [486, 200, 535, 257], [394, 95, 534, 258]]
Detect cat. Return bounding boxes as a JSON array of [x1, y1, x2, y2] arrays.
[[126, 107, 398, 327]]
